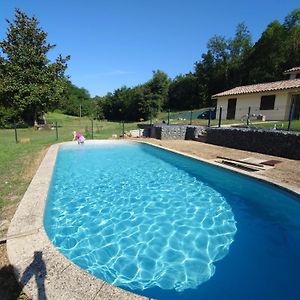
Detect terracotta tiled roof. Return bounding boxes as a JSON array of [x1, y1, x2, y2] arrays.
[[283, 67, 300, 74], [212, 79, 300, 98]]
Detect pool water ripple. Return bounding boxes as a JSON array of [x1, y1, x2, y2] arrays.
[[45, 143, 237, 293]]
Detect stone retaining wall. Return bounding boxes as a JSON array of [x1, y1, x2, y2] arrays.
[[150, 125, 206, 140], [206, 128, 300, 159], [149, 125, 300, 159]]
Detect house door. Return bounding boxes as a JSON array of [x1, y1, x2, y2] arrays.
[[227, 98, 237, 119], [292, 94, 300, 119]]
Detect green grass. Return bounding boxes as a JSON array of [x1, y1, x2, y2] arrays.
[[254, 120, 300, 131]]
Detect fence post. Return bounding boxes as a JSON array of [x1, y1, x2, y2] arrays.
[[55, 122, 58, 140], [91, 119, 94, 139], [208, 109, 211, 127], [122, 121, 125, 138], [167, 109, 170, 125], [247, 106, 251, 126], [189, 111, 193, 125], [14, 120, 18, 143], [218, 106, 222, 127], [287, 97, 295, 131]]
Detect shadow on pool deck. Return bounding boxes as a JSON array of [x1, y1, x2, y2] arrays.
[[19, 251, 47, 300], [0, 264, 23, 300], [0, 251, 47, 300]]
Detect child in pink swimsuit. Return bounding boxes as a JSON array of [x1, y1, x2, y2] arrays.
[[72, 131, 85, 144]]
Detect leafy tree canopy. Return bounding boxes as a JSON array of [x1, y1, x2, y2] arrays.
[[0, 9, 70, 125], [58, 80, 92, 117]]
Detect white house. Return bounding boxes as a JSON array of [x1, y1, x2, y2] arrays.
[[212, 67, 300, 121]]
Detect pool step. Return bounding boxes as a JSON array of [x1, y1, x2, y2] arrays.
[[216, 156, 268, 172]]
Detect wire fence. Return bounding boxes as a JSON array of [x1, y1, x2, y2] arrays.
[[156, 102, 300, 132], [3, 99, 300, 144], [4, 119, 138, 144]]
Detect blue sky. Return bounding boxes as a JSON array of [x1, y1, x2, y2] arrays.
[[0, 0, 299, 97]]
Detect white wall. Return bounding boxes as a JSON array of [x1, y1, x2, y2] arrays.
[[216, 91, 293, 121]]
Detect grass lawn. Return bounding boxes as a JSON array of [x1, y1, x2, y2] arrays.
[[254, 120, 300, 131]]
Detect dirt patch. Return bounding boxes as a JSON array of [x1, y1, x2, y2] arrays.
[[20, 147, 48, 182]]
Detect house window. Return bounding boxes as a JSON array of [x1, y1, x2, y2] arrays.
[[260, 95, 275, 110]]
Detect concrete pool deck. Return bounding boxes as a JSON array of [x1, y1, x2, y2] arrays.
[[6, 140, 300, 299]]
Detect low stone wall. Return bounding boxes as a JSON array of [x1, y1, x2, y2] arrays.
[[150, 125, 206, 140], [206, 127, 300, 159], [149, 125, 300, 159]]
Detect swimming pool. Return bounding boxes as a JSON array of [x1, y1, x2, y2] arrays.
[[44, 141, 300, 300]]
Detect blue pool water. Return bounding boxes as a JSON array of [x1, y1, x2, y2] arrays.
[[44, 142, 300, 299]]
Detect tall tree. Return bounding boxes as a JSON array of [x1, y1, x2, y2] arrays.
[[146, 70, 171, 111], [59, 81, 92, 117], [168, 73, 201, 110], [0, 9, 69, 125], [135, 70, 170, 120], [227, 22, 252, 86], [195, 23, 252, 105], [284, 9, 300, 68], [246, 20, 287, 83]]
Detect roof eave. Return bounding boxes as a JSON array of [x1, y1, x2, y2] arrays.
[[213, 86, 300, 98]]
